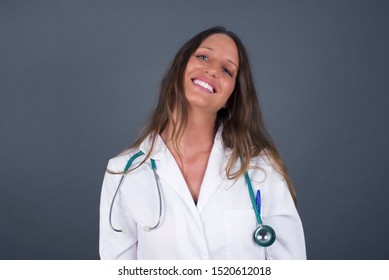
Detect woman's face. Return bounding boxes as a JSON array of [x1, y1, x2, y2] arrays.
[[183, 34, 239, 115]]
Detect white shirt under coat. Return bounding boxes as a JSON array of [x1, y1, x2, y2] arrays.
[[99, 128, 306, 259]]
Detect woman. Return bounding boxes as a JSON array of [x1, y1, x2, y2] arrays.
[[99, 26, 306, 259]]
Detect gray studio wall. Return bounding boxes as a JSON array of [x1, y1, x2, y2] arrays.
[[1, 0, 388, 259]]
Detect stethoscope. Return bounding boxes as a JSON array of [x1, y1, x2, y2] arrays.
[[109, 151, 276, 247]]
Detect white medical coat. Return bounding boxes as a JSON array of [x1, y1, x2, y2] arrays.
[[99, 128, 306, 259]]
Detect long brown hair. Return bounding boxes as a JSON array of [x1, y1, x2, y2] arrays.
[[113, 26, 297, 204]]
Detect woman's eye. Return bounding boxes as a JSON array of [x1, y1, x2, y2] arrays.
[[223, 67, 233, 77], [196, 54, 208, 61]]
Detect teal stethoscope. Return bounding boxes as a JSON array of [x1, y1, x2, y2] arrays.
[[109, 151, 276, 247]]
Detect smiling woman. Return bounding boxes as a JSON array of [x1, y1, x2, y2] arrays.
[[99, 26, 306, 260]]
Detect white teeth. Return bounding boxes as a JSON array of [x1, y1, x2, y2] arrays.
[[193, 79, 214, 93]]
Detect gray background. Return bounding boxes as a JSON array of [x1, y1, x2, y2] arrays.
[[1, 0, 388, 259]]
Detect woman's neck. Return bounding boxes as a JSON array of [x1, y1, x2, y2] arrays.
[[161, 108, 216, 158]]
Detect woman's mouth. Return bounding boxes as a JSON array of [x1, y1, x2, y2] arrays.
[[191, 78, 215, 93]]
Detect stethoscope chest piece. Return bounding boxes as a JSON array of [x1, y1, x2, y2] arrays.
[[254, 225, 276, 247]]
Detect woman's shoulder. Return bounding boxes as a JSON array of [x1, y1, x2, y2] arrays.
[[249, 150, 286, 184], [250, 149, 275, 169]]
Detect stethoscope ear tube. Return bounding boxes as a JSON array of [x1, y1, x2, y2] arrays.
[[109, 174, 127, 232], [144, 159, 163, 231], [109, 151, 163, 233], [109, 151, 145, 233]]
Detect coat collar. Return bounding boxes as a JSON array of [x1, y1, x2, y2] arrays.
[[139, 132, 167, 161]]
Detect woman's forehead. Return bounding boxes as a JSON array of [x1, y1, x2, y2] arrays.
[[197, 34, 239, 67]]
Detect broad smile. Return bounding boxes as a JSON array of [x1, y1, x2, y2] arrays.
[[191, 78, 216, 93]]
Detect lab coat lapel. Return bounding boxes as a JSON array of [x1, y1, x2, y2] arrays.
[[139, 128, 232, 213], [196, 128, 231, 213], [157, 148, 198, 208], [140, 134, 197, 210]]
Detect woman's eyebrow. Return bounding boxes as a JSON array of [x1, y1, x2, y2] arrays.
[[198, 46, 239, 69]]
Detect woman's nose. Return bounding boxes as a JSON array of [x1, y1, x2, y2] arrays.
[[204, 63, 218, 78]]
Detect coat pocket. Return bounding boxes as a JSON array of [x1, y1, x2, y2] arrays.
[[223, 208, 266, 259]]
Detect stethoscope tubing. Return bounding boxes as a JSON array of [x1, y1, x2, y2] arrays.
[[144, 164, 163, 231], [109, 174, 127, 232], [244, 171, 263, 225], [109, 151, 164, 233]]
